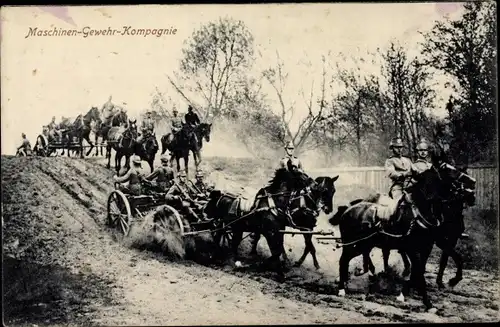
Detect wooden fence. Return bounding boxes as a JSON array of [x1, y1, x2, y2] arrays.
[[309, 165, 498, 210]]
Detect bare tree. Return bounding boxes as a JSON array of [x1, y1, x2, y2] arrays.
[[170, 17, 255, 119], [262, 51, 328, 154]]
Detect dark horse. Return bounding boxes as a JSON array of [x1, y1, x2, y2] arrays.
[[160, 123, 212, 176], [63, 107, 101, 158], [328, 156, 464, 311], [134, 133, 159, 173], [106, 120, 138, 173], [249, 172, 339, 270], [204, 168, 337, 279], [93, 110, 128, 157], [359, 156, 477, 288]]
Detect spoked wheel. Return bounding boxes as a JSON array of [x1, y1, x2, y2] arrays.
[[35, 135, 49, 157], [107, 190, 132, 236], [212, 221, 233, 250], [151, 205, 185, 238]]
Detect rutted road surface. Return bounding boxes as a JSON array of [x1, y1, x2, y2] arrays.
[[2, 156, 499, 325]]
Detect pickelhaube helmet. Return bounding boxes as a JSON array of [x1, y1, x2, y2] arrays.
[[188, 105, 193, 111], [22, 133, 26, 138], [389, 137, 404, 148], [195, 169, 203, 177], [285, 141, 295, 149]]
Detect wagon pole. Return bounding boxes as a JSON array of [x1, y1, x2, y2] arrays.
[[278, 230, 336, 236]]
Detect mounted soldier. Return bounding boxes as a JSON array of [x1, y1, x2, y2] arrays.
[[184, 105, 201, 145], [384, 137, 413, 201], [47, 116, 61, 141], [169, 107, 184, 144], [113, 155, 144, 196], [165, 170, 208, 223], [412, 138, 432, 174], [143, 154, 175, 192], [137, 111, 156, 152], [278, 141, 303, 172], [17, 133, 33, 156]]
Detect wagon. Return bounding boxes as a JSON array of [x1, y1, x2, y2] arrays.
[[106, 183, 223, 242], [34, 134, 83, 157]]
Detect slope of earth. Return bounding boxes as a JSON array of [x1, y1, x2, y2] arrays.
[[2, 155, 499, 325]]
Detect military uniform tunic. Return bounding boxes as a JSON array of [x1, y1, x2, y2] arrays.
[[145, 166, 174, 190], [278, 156, 303, 171], [412, 158, 432, 174], [384, 155, 413, 197], [171, 115, 183, 133], [115, 167, 143, 196], [185, 111, 200, 127]]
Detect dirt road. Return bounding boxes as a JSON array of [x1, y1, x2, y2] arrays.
[[2, 156, 499, 325]]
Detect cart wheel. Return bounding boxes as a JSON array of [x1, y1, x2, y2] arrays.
[[152, 205, 185, 238], [213, 221, 233, 250], [107, 190, 132, 236]]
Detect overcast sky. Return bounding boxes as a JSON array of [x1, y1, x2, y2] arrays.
[[1, 3, 463, 154]]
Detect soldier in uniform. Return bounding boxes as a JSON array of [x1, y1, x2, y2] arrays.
[[113, 156, 144, 196], [47, 116, 61, 141], [137, 111, 155, 148], [165, 170, 207, 222], [190, 169, 214, 199], [184, 105, 201, 145], [184, 105, 201, 128], [144, 154, 175, 192], [169, 107, 184, 143], [17, 133, 33, 156], [384, 137, 413, 201], [278, 141, 303, 172], [412, 139, 432, 174]]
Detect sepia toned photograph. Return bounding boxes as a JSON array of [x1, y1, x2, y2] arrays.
[[1, 2, 498, 325]]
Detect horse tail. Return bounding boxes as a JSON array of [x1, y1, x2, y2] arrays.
[[160, 135, 168, 155], [329, 205, 349, 226]]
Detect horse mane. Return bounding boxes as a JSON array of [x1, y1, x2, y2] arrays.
[[265, 168, 290, 191], [265, 168, 311, 192]]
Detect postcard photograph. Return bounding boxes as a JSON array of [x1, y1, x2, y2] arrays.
[[1, 2, 498, 325]]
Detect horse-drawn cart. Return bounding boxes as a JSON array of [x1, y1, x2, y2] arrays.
[[34, 134, 83, 157], [106, 184, 224, 242]]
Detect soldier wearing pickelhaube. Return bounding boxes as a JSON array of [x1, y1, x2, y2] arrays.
[[412, 138, 432, 174], [278, 141, 303, 172], [384, 137, 413, 200], [165, 170, 207, 222], [191, 169, 214, 198]]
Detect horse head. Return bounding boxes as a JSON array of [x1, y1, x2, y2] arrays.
[[313, 175, 340, 215], [198, 122, 212, 143], [123, 119, 138, 141], [112, 111, 128, 127]]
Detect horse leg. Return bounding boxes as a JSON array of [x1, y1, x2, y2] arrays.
[[184, 151, 189, 177], [148, 159, 154, 173], [230, 229, 243, 266], [401, 250, 411, 278], [262, 231, 285, 281], [338, 247, 355, 297], [295, 234, 320, 270], [357, 251, 375, 277], [436, 236, 462, 288], [85, 135, 94, 157], [382, 247, 391, 272], [250, 233, 260, 256], [106, 146, 112, 169]]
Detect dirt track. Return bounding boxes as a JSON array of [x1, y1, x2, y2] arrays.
[[2, 156, 499, 325]]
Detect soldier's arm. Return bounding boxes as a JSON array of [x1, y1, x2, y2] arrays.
[[145, 168, 160, 181], [384, 159, 405, 180], [298, 160, 304, 171], [114, 169, 132, 183], [195, 114, 201, 124], [165, 185, 179, 201]]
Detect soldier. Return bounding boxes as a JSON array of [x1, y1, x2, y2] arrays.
[[144, 154, 175, 192], [278, 141, 303, 172], [169, 107, 184, 143], [137, 111, 155, 146], [165, 170, 207, 222], [190, 169, 214, 199], [384, 137, 413, 201], [184, 105, 201, 128], [17, 133, 33, 156], [113, 156, 144, 196], [412, 139, 432, 174]]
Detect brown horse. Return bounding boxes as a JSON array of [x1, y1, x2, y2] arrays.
[[329, 159, 467, 311], [93, 110, 128, 157], [106, 119, 138, 173], [62, 107, 101, 158], [160, 122, 212, 177]]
